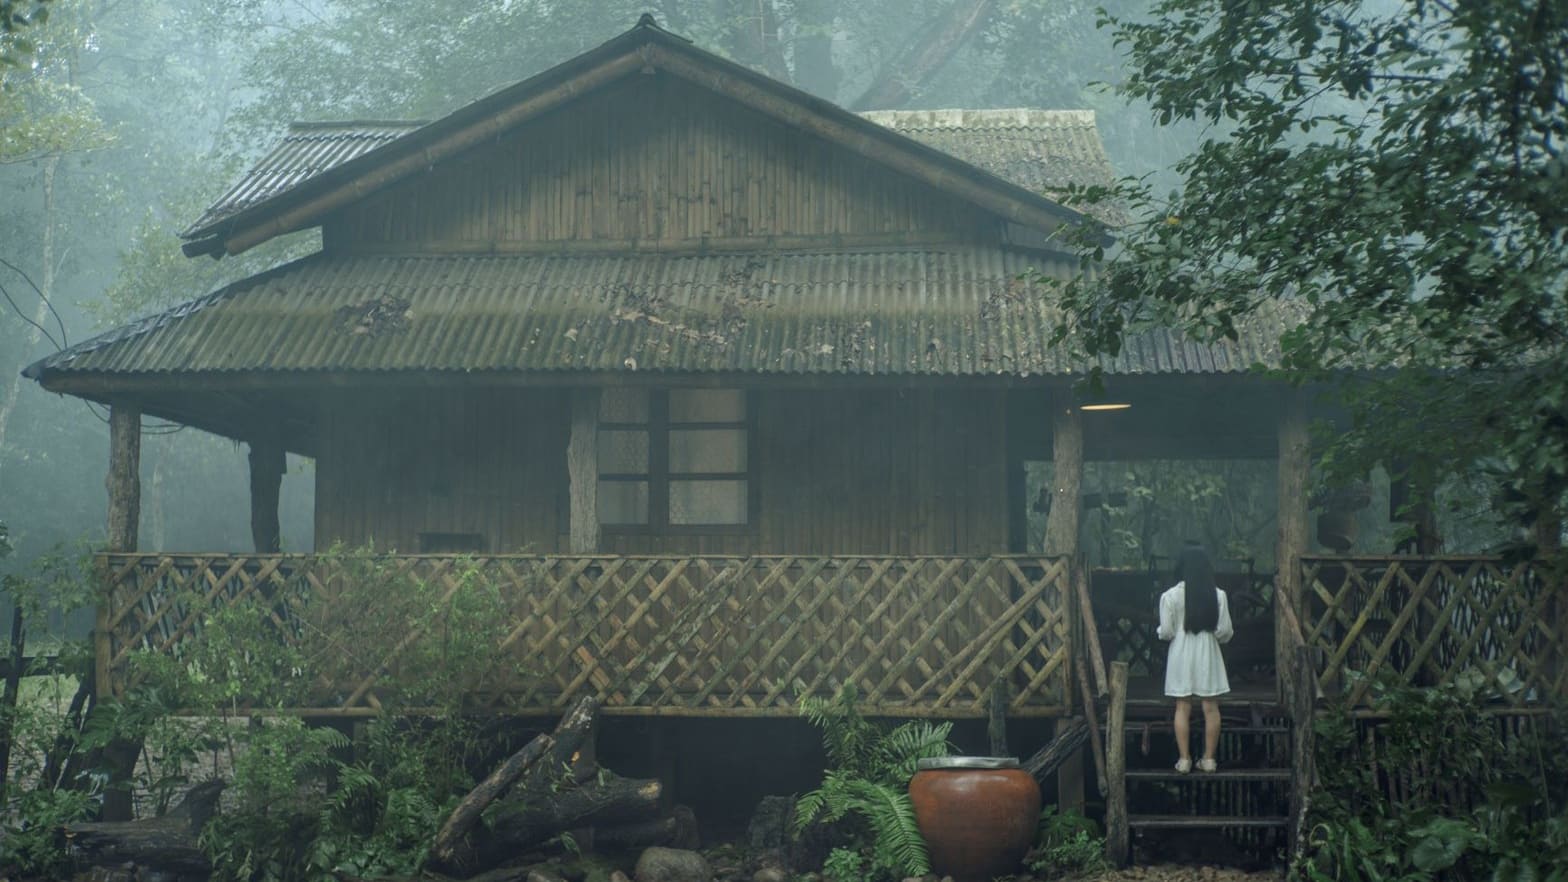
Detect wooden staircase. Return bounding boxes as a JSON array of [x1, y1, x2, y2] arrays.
[[1102, 664, 1302, 864]]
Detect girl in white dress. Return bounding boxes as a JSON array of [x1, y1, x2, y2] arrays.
[[1157, 546, 1234, 773]]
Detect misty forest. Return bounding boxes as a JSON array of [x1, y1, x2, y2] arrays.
[[1, 1, 1565, 881]]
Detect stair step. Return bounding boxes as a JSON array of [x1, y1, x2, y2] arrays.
[[1130, 814, 1289, 829], [1106, 723, 1289, 735], [1126, 768, 1291, 781]]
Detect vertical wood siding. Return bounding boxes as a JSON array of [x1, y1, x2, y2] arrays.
[[314, 388, 569, 552], [314, 387, 1008, 556], [326, 75, 996, 250]]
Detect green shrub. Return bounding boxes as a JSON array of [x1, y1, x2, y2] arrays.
[[794, 686, 953, 881], [1300, 677, 1568, 882], [1028, 806, 1108, 877]]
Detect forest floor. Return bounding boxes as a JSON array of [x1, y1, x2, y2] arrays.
[[1080, 865, 1284, 882]]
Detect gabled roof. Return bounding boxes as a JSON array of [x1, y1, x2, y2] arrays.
[[862, 109, 1116, 198], [192, 110, 1117, 248], [181, 16, 1103, 258], [26, 249, 1292, 381], [184, 122, 423, 237]]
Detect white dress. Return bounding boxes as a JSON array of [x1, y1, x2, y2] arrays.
[[1158, 582, 1234, 698]]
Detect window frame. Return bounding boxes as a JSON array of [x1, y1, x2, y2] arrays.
[[597, 389, 756, 534]]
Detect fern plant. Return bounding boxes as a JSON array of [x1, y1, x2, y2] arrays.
[[795, 687, 953, 881]]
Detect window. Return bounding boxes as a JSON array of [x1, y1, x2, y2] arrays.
[[598, 389, 749, 528]]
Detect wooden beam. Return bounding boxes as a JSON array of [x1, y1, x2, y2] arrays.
[[106, 403, 141, 552], [568, 389, 601, 553], [249, 436, 286, 553], [1042, 404, 1082, 557], [1288, 646, 1319, 866], [1276, 391, 1310, 703], [1105, 661, 1129, 866]]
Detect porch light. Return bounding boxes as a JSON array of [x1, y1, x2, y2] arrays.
[[1080, 401, 1131, 412]]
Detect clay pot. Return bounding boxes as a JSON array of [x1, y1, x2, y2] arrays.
[[908, 757, 1040, 882]]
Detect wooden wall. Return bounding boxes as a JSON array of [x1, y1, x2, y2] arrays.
[[314, 388, 569, 553], [313, 386, 1009, 556], [325, 75, 996, 251]]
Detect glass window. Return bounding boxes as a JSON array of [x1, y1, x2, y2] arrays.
[[596, 389, 749, 529], [669, 429, 746, 473], [669, 480, 747, 525], [598, 480, 650, 526]]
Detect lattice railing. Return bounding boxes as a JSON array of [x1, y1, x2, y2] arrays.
[[96, 553, 1072, 717], [1300, 556, 1567, 706]]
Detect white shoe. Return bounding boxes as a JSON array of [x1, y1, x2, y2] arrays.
[[1198, 758, 1218, 773], [1175, 758, 1192, 774]]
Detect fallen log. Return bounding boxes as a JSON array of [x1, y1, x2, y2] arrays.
[[482, 771, 664, 858], [1023, 716, 1090, 784], [61, 779, 225, 875], [527, 696, 600, 787], [428, 732, 555, 873]]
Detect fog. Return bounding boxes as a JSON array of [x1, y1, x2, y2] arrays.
[[0, 0, 1504, 620]]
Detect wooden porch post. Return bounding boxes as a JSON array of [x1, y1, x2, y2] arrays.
[[1043, 400, 1085, 812], [1276, 390, 1310, 703], [106, 402, 142, 553], [1042, 402, 1082, 557], [249, 435, 286, 553], [101, 402, 141, 821], [568, 389, 600, 554]]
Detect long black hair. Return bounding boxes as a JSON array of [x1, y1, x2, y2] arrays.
[[1174, 545, 1219, 634]]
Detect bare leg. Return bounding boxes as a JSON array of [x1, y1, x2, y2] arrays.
[[1173, 698, 1192, 763], [1201, 698, 1221, 762]]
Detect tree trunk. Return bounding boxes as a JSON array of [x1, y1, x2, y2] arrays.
[[791, 0, 840, 99], [852, 0, 995, 110], [1276, 391, 1310, 704], [568, 390, 600, 554], [1042, 404, 1083, 557], [62, 780, 225, 875], [714, 0, 791, 82], [0, 154, 60, 494], [428, 733, 555, 874], [482, 772, 665, 859], [1021, 716, 1088, 784]]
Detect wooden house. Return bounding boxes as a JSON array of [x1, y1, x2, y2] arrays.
[[23, 17, 1564, 838]]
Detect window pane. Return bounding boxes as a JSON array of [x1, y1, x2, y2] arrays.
[[669, 480, 747, 525], [598, 481, 649, 525], [669, 429, 746, 473], [600, 388, 649, 423], [598, 430, 648, 473], [669, 389, 744, 423]]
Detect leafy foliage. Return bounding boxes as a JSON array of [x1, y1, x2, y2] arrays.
[[1301, 678, 1568, 882], [1048, 0, 1568, 547], [795, 686, 952, 880], [1028, 806, 1109, 878]]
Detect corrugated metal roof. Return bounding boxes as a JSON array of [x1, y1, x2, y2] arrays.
[[31, 249, 1292, 380], [183, 122, 424, 236], [860, 109, 1117, 196], [183, 110, 1114, 241]]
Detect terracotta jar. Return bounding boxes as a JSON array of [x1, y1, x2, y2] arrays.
[[909, 757, 1040, 882]]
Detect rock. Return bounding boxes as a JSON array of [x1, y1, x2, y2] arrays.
[[755, 868, 789, 882], [612, 872, 633, 882], [746, 795, 795, 851], [635, 847, 713, 882], [530, 869, 570, 882], [671, 804, 701, 851]]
